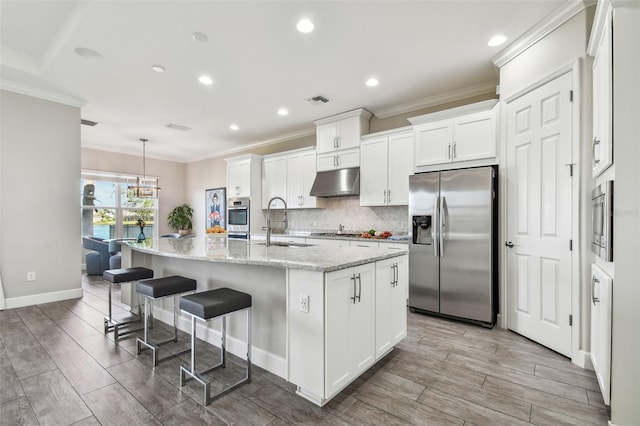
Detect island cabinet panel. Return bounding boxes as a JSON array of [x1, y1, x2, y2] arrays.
[[325, 263, 375, 399], [375, 256, 408, 359]]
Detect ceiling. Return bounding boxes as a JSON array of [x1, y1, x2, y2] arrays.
[[1, 0, 568, 163]]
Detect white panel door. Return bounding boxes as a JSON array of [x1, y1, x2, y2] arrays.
[[360, 137, 388, 206], [387, 132, 414, 205], [506, 72, 573, 357]]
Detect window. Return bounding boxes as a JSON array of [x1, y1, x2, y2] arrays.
[[81, 171, 158, 240]]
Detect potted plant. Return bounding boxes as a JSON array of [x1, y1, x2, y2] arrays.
[[167, 203, 193, 236]]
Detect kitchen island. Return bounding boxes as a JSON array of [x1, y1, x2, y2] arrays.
[[121, 237, 408, 406]]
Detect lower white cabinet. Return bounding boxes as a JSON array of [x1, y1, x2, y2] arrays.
[[375, 256, 408, 359], [325, 263, 375, 398], [590, 263, 612, 405]]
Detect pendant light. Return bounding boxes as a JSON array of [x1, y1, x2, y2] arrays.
[[128, 138, 161, 198]]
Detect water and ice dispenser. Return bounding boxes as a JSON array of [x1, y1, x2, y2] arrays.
[[412, 215, 432, 245]]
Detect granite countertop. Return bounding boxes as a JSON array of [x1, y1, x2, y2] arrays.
[[257, 230, 410, 243], [126, 237, 407, 272]]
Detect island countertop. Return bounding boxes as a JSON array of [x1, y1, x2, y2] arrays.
[[125, 237, 407, 272]]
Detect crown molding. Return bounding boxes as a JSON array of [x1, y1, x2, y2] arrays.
[[313, 108, 373, 126], [407, 99, 498, 126], [492, 0, 596, 68], [372, 82, 497, 119], [587, 0, 610, 55], [1, 79, 86, 108]]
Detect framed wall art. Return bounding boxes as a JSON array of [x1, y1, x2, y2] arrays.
[[205, 187, 226, 231]]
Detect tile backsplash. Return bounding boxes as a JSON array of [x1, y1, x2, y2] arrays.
[[280, 197, 409, 234]]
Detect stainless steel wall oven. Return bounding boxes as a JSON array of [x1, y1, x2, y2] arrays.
[[592, 181, 613, 261]]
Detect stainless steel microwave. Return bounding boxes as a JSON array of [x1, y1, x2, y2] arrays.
[[592, 181, 613, 261]]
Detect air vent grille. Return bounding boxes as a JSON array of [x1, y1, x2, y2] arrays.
[[165, 123, 191, 131], [306, 95, 329, 105], [81, 119, 98, 126]]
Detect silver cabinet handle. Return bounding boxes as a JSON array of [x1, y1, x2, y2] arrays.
[[387, 189, 391, 203], [356, 273, 362, 302], [447, 143, 451, 159], [351, 274, 357, 304], [592, 275, 600, 305], [453, 142, 457, 159], [593, 137, 601, 164], [383, 189, 387, 204], [336, 154, 340, 167], [336, 136, 341, 149]]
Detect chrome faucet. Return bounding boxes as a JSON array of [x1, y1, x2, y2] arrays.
[[263, 196, 288, 246], [338, 224, 345, 234]]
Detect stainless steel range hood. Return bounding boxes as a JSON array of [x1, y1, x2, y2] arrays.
[[309, 167, 360, 197]]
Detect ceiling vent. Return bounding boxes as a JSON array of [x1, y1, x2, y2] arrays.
[[306, 95, 329, 105], [81, 119, 98, 126], [165, 123, 191, 131]]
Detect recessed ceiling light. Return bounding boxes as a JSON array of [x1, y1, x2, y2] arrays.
[[151, 65, 165, 73], [198, 75, 213, 85], [74, 47, 103, 60], [488, 35, 507, 47], [192, 32, 208, 42], [277, 108, 289, 116], [296, 19, 314, 33], [229, 124, 239, 131], [365, 77, 379, 87]]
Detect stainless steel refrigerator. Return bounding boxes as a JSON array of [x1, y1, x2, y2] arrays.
[[408, 166, 497, 326]]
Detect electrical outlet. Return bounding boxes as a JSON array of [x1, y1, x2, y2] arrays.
[[299, 294, 309, 313], [27, 271, 36, 281]]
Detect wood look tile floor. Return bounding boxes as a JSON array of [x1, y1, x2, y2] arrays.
[[0, 275, 610, 425]]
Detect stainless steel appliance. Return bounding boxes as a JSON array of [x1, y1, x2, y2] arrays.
[[408, 166, 497, 326], [227, 197, 250, 239], [591, 181, 613, 261]]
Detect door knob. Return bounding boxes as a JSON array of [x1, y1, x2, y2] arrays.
[[505, 241, 514, 248]]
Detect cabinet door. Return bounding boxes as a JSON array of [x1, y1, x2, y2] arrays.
[[227, 161, 251, 197], [387, 132, 414, 205], [286, 153, 303, 208], [592, 17, 612, 177], [325, 264, 375, 398], [414, 120, 452, 166], [360, 137, 388, 206], [300, 150, 319, 208], [375, 256, 408, 360], [336, 148, 360, 169], [316, 122, 338, 154], [317, 152, 338, 171], [336, 116, 361, 150], [590, 264, 612, 405], [263, 155, 287, 209], [452, 109, 496, 162]]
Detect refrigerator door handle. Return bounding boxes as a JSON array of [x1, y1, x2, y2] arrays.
[[433, 197, 440, 257], [439, 196, 446, 257]]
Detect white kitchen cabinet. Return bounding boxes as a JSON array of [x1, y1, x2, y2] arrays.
[[350, 241, 378, 249], [410, 100, 497, 170], [305, 238, 344, 247], [316, 147, 360, 171], [375, 255, 408, 359], [360, 129, 413, 206], [590, 263, 612, 405], [325, 263, 375, 398], [287, 149, 325, 209], [226, 154, 262, 199], [591, 8, 613, 178], [262, 154, 287, 209], [315, 109, 372, 154]]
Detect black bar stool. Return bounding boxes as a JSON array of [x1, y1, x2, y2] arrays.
[[102, 267, 154, 340], [135, 276, 197, 366], [179, 288, 252, 405]]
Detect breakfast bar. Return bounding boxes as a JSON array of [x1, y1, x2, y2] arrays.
[[121, 237, 408, 406]]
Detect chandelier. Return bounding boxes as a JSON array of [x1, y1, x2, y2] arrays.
[[128, 138, 161, 198]]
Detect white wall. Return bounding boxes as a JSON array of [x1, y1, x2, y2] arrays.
[[0, 90, 82, 307], [81, 148, 187, 235], [497, 8, 594, 358], [610, 3, 640, 424]]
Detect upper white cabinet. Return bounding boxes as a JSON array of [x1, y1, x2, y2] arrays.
[[315, 109, 372, 154], [262, 148, 326, 209], [287, 149, 325, 209], [262, 154, 287, 209], [316, 147, 360, 171], [590, 8, 613, 178], [409, 100, 498, 170], [226, 154, 262, 199], [590, 263, 612, 405], [360, 128, 414, 206]]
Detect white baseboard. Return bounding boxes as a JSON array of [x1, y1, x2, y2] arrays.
[[3, 287, 83, 310], [152, 305, 287, 379], [573, 349, 593, 370]]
